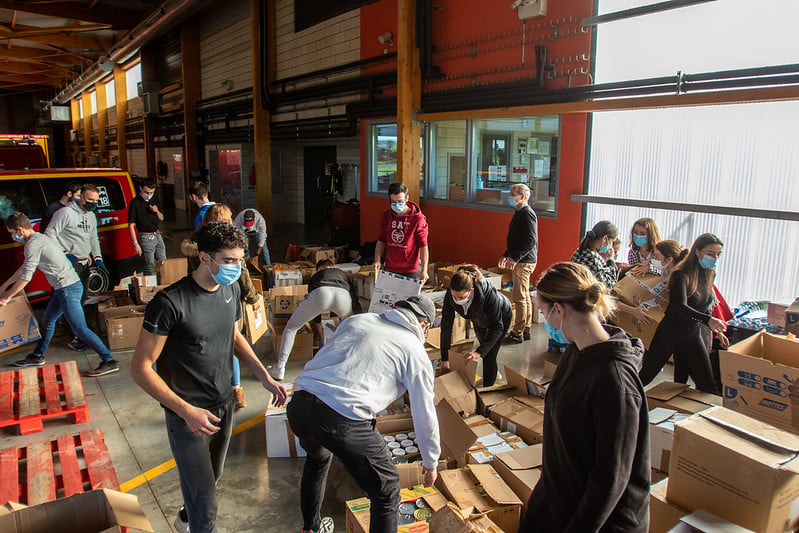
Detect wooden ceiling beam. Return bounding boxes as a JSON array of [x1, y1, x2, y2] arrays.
[[0, 45, 86, 67], [0, 1, 138, 29], [0, 59, 74, 78], [0, 23, 113, 37], [0, 30, 112, 51], [0, 73, 63, 86]]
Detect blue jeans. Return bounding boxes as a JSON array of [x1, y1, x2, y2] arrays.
[[165, 400, 234, 533], [33, 281, 112, 362]]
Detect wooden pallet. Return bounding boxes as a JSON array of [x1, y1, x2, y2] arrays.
[[0, 361, 89, 435], [0, 428, 119, 506]]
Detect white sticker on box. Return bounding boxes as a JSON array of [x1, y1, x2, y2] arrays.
[[477, 433, 506, 447], [254, 311, 264, 329], [487, 442, 516, 455], [506, 422, 517, 434]]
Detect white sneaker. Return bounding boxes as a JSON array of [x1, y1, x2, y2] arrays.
[[268, 365, 285, 381], [302, 517, 335, 533], [174, 507, 189, 533]]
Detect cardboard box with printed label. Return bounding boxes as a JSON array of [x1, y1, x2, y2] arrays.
[[428, 503, 504, 533], [85, 290, 133, 336], [649, 479, 688, 533], [645, 382, 721, 415], [272, 267, 304, 287], [346, 464, 449, 533], [368, 270, 423, 314], [273, 326, 314, 362], [719, 330, 799, 433], [0, 294, 41, 354], [244, 294, 269, 344], [492, 444, 543, 513], [0, 488, 154, 533], [466, 430, 527, 465], [155, 257, 187, 285], [649, 407, 690, 473], [612, 272, 669, 349], [300, 246, 337, 264], [268, 284, 308, 319], [104, 305, 146, 350], [787, 298, 799, 335], [667, 406, 799, 533], [434, 464, 522, 533], [265, 382, 306, 458], [488, 398, 545, 445]]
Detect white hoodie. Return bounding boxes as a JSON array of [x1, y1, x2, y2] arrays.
[[295, 308, 441, 469]]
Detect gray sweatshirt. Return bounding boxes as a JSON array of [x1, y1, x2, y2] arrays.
[[295, 308, 441, 469], [233, 209, 267, 248], [20, 233, 80, 290], [45, 201, 101, 261]]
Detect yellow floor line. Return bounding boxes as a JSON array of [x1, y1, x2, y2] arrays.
[[120, 410, 266, 492]]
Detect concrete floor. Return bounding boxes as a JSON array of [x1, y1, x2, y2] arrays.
[[0, 212, 675, 532]]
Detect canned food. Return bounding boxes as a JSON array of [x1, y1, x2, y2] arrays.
[[408, 431, 416, 439], [387, 441, 401, 449], [391, 456, 408, 465], [398, 513, 415, 525], [400, 439, 414, 447], [383, 435, 396, 442], [405, 446, 418, 454], [392, 448, 406, 456], [399, 502, 417, 515], [415, 498, 430, 509], [396, 433, 408, 441], [414, 508, 433, 520]]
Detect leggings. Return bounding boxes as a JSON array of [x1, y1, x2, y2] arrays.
[[474, 310, 512, 387], [639, 318, 719, 394]]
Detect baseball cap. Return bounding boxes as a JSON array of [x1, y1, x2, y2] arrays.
[[395, 294, 436, 324], [244, 210, 255, 221]]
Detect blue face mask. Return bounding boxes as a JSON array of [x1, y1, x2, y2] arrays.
[[508, 196, 518, 207], [699, 254, 718, 270], [12, 233, 24, 243], [599, 242, 611, 254], [544, 306, 569, 345], [633, 234, 648, 247], [391, 201, 406, 214], [208, 257, 242, 285]]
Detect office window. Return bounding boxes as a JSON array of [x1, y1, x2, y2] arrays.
[[78, 99, 83, 119], [423, 116, 560, 215], [367, 122, 425, 195], [90, 91, 97, 114], [105, 79, 116, 108], [125, 63, 142, 100]]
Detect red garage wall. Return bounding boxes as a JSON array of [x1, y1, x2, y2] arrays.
[[359, 0, 592, 278]]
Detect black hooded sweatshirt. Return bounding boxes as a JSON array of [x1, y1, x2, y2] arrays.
[[520, 325, 650, 533]]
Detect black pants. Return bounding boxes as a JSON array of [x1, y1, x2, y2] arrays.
[[639, 319, 719, 394], [474, 309, 512, 387], [287, 391, 400, 533]]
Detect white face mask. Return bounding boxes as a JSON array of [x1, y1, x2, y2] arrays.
[[651, 259, 664, 271], [453, 291, 472, 307]]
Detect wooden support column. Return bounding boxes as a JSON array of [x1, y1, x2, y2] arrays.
[[81, 92, 93, 159], [70, 98, 81, 166], [181, 16, 201, 182], [113, 65, 128, 170], [397, 0, 422, 203], [252, 0, 274, 224], [95, 80, 108, 166]]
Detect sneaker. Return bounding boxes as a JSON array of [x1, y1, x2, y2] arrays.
[[233, 386, 246, 410], [302, 516, 334, 533], [503, 333, 523, 345], [267, 365, 285, 381], [68, 337, 88, 351], [86, 360, 119, 377], [11, 354, 45, 367], [523, 331, 531, 341], [174, 506, 189, 533]]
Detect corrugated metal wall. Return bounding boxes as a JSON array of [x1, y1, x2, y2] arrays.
[[587, 102, 799, 306]]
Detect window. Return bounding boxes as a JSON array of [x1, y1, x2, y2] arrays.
[[78, 99, 84, 119], [423, 116, 560, 215], [105, 79, 116, 108], [40, 177, 127, 216], [90, 91, 97, 114], [0, 180, 47, 222], [125, 62, 142, 100], [367, 122, 425, 195]]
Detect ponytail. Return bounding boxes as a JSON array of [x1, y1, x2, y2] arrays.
[[537, 262, 617, 320], [451, 264, 483, 292], [579, 221, 618, 251]]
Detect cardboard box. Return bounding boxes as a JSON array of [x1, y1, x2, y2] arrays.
[[649, 407, 690, 473], [300, 246, 336, 264], [478, 366, 547, 417], [273, 267, 304, 287], [668, 510, 755, 533], [719, 330, 799, 433], [787, 297, 799, 336], [435, 265, 462, 289], [244, 294, 268, 344], [667, 406, 799, 533], [346, 464, 449, 533], [0, 294, 41, 354], [488, 398, 545, 445], [487, 267, 513, 287], [368, 270, 423, 314], [130, 277, 167, 305], [612, 272, 669, 349], [492, 444, 543, 512], [351, 270, 377, 300], [273, 326, 314, 362], [268, 284, 308, 319], [767, 302, 789, 329], [649, 479, 688, 533], [435, 464, 522, 533], [0, 488, 154, 532], [428, 503, 503, 532], [103, 305, 146, 350], [265, 382, 306, 458], [646, 382, 721, 415], [155, 258, 187, 286], [85, 291, 134, 336]]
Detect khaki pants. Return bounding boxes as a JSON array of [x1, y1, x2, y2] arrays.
[[512, 262, 537, 336]]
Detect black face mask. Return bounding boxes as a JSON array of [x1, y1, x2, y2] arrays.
[[83, 201, 98, 212]]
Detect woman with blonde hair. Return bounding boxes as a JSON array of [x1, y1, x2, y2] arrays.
[[181, 202, 260, 409], [519, 262, 649, 533], [440, 264, 511, 386]]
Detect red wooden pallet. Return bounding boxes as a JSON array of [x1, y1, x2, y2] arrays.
[[0, 428, 119, 506], [0, 361, 89, 435]]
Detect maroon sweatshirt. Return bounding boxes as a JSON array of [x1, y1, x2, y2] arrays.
[[378, 201, 429, 274]]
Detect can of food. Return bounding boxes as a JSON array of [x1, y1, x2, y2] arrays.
[[414, 508, 433, 521], [387, 441, 400, 449], [400, 439, 414, 447], [405, 445, 418, 454], [383, 435, 396, 442], [396, 433, 408, 441], [392, 456, 408, 465], [399, 502, 417, 515], [408, 431, 416, 439], [392, 448, 406, 456], [398, 513, 415, 525], [415, 498, 430, 509]]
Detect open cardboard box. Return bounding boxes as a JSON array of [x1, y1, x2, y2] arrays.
[[649, 479, 688, 533], [667, 406, 799, 533], [428, 503, 503, 532], [154, 258, 187, 286], [104, 305, 147, 350], [0, 293, 41, 355], [612, 272, 669, 349], [0, 489, 153, 532], [648, 407, 690, 473], [719, 330, 799, 433], [491, 444, 543, 513], [645, 382, 721, 415], [435, 464, 522, 533], [477, 365, 546, 416]]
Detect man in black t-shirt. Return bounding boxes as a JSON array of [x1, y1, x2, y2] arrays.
[[128, 177, 165, 275], [40, 181, 81, 233], [131, 222, 287, 533]]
